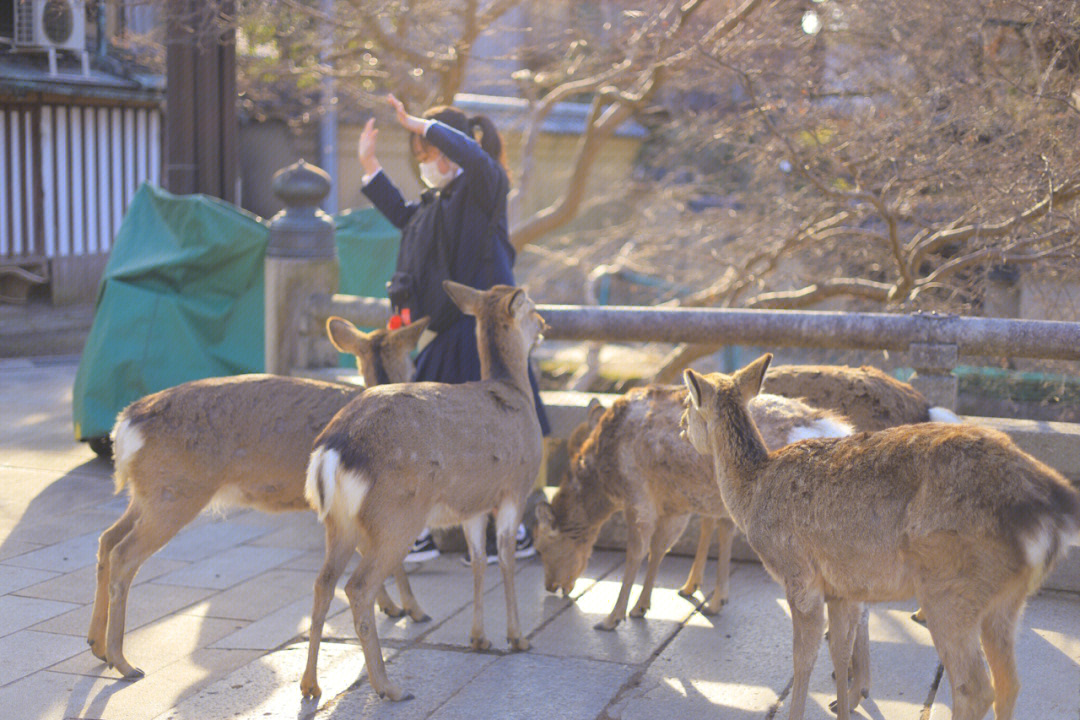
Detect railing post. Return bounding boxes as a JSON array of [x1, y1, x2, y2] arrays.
[[907, 342, 959, 410], [264, 160, 339, 375]]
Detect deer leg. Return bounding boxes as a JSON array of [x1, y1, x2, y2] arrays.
[[704, 517, 735, 615], [301, 516, 358, 699], [375, 581, 404, 618], [494, 502, 528, 651], [979, 585, 1026, 720], [786, 589, 825, 720], [88, 502, 139, 661], [462, 514, 491, 650], [825, 599, 861, 720], [919, 595, 994, 720], [850, 605, 871, 705], [597, 509, 653, 631], [344, 547, 411, 701], [679, 516, 716, 599], [389, 563, 430, 623], [630, 513, 690, 618], [104, 498, 207, 679]]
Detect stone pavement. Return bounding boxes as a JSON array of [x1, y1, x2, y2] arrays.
[[1, 356, 1078, 720]]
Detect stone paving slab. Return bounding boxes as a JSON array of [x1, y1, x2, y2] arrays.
[[2, 357, 1079, 720], [152, 642, 368, 720]]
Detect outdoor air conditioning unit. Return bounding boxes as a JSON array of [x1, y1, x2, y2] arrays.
[[13, 0, 88, 75]]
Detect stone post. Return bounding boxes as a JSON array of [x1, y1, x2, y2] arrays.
[[264, 160, 339, 375]]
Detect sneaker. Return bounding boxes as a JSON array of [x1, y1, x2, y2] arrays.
[[460, 524, 536, 565], [460, 531, 500, 566], [404, 530, 440, 564], [514, 523, 537, 560]]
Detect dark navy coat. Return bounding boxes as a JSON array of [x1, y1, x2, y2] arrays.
[[362, 120, 550, 434]]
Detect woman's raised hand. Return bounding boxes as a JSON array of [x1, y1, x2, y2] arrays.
[[387, 94, 427, 135], [358, 118, 381, 177]]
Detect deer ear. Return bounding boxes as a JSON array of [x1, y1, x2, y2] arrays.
[[326, 316, 371, 355], [586, 398, 605, 427], [507, 288, 528, 317], [535, 501, 555, 529], [389, 316, 430, 351], [443, 280, 482, 315], [734, 353, 772, 403], [684, 369, 705, 409]]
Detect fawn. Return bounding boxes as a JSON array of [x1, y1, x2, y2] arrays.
[[681, 354, 1080, 720], [534, 384, 853, 631], [301, 281, 545, 701], [88, 316, 428, 679]]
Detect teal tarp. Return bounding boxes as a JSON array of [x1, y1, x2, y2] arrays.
[[72, 184, 399, 441]]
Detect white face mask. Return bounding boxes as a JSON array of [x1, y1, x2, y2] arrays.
[[419, 159, 456, 189]]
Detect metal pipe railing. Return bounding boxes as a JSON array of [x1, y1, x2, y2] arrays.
[[307, 293, 1080, 362]]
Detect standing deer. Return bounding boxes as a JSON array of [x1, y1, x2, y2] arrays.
[[301, 281, 545, 701], [682, 364, 960, 617], [681, 355, 1080, 720], [88, 316, 428, 680], [534, 385, 853, 631]]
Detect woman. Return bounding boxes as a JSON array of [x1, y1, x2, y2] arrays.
[[359, 94, 550, 564]]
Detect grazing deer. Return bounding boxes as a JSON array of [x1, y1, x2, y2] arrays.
[[681, 355, 1080, 720], [301, 281, 545, 701], [534, 385, 853, 631], [88, 316, 428, 680], [683, 364, 960, 617]]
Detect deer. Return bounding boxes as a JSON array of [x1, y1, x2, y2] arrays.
[[681, 354, 1080, 720], [682, 363, 961, 621], [301, 281, 545, 702], [87, 316, 429, 680], [533, 384, 854, 632]]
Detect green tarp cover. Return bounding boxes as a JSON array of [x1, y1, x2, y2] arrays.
[[72, 183, 400, 441]]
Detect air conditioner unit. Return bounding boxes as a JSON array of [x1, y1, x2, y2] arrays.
[[13, 0, 87, 53]]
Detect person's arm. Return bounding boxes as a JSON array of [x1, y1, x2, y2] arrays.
[[423, 121, 504, 205], [387, 94, 505, 209], [357, 116, 416, 228], [361, 172, 417, 229]]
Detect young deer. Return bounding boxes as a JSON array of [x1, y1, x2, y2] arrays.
[[301, 281, 545, 702], [534, 385, 853, 631], [681, 355, 1080, 720], [88, 316, 428, 679], [682, 363, 960, 616]]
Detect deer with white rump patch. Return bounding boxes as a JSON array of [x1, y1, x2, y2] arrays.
[[681, 354, 1080, 720], [302, 281, 545, 701], [683, 364, 961, 623], [88, 316, 428, 680], [534, 384, 853, 631]]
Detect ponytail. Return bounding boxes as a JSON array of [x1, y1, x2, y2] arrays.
[[420, 105, 508, 173]]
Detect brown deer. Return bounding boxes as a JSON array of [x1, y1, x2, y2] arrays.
[[681, 355, 1080, 720], [301, 281, 545, 701], [682, 363, 960, 618], [88, 316, 428, 680], [534, 385, 853, 631]]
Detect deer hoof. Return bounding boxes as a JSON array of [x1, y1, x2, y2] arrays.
[[300, 677, 322, 699], [118, 664, 145, 680], [87, 638, 108, 662], [628, 605, 648, 618], [379, 603, 405, 619], [911, 608, 926, 624], [508, 636, 530, 652], [470, 636, 491, 651], [377, 683, 412, 702], [677, 585, 698, 599], [594, 617, 620, 631], [409, 610, 432, 623]]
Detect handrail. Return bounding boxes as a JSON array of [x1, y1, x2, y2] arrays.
[[306, 293, 1080, 361]]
